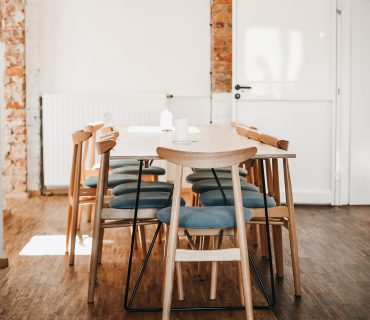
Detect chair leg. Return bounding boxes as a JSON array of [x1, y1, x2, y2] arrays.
[[249, 224, 258, 246], [235, 223, 254, 320], [77, 205, 83, 231], [283, 159, 301, 296], [175, 237, 184, 301], [237, 261, 245, 306], [69, 201, 80, 266], [162, 228, 178, 320], [199, 236, 210, 280], [210, 235, 219, 300], [97, 222, 105, 264], [191, 193, 197, 206], [259, 225, 269, 258], [130, 226, 138, 249], [158, 227, 162, 244], [210, 260, 218, 300], [88, 221, 101, 303], [138, 225, 147, 259], [87, 204, 93, 222], [209, 234, 224, 300], [197, 236, 204, 275], [273, 225, 284, 278], [65, 204, 73, 254]]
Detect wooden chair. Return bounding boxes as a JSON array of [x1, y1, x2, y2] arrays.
[[65, 130, 94, 265], [235, 125, 301, 296], [87, 139, 183, 303], [65, 129, 146, 265], [156, 147, 257, 320]]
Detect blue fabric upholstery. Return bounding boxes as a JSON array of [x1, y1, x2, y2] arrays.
[[157, 206, 253, 229], [84, 174, 138, 188], [112, 166, 166, 176], [109, 159, 139, 169], [112, 181, 173, 196], [193, 167, 248, 177], [192, 178, 259, 194], [186, 172, 246, 183], [200, 190, 276, 208], [109, 192, 185, 209]]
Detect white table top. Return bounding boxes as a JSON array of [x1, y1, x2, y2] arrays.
[[111, 125, 296, 160]]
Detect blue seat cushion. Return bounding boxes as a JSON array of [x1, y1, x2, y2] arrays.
[[109, 159, 139, 169], [112, 181, 173, 196], [200, 190, 276, 208], [109, 192, 185, 209], [193, 167, 248, 177], [112, 166, 166, 176], [192, 178, 259, 194], [84, 174, 138, 188], [157, 206, 253, 229], [186, 172, 246, 183]]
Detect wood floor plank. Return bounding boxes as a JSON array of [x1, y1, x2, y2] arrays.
[[0, 196, 276, 320], [1, 197, 369, 319]]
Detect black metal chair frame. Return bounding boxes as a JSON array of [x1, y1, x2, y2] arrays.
[[122, 159, 276, 313]]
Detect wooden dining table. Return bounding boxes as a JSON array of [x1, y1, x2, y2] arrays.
[[111, 125, 296, 160], [109, 124, 300, 312]]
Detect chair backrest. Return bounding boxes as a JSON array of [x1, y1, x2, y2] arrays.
[[236, 125, 289, 203], [157, 147, 257, 169], [235, 126, 261, 140], [157, 147, 258, 233], [258, 133, 289, 151], [68, 130, 92, 197], [235, 125, 289, 151], [232, 122, 258, 131], [82, 122, 104, 174], [100, 131, 120, 141], [94, 138, 117, 212]]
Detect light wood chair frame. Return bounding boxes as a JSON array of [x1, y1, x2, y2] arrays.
[[157, 147, 257, 320], [235, 125, 301, 296], [88, 139, 165, 304], [66, 127, 147, 265]]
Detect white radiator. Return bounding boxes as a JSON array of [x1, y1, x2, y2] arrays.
[[42, 94, 166, 188]]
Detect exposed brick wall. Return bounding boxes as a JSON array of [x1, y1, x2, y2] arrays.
[[212, 0, 232, 93], [0, 0, 27, 201]]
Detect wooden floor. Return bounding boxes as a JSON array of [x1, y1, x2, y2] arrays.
[[0, 196, 369, 320]]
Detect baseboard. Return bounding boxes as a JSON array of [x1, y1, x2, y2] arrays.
[[0, 258, 9, 269], [5, 192, 29, 201], [28, 189, 68, 197], [281, 190, 333, 205]]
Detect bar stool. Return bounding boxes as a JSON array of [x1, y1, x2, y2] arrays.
[[156, 147, 257, 320]]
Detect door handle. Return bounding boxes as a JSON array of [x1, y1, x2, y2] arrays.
[[235, 84, 252, 90]]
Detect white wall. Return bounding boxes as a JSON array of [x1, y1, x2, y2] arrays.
[[37, 0, 211, 117], [25, 0, 212, 190], [349, 0, 370, 204]]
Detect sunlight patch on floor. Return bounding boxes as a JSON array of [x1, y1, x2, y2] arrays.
[[18, 234, 101, 256]]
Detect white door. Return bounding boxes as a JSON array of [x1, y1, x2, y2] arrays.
[[233, 0, 337, 204]]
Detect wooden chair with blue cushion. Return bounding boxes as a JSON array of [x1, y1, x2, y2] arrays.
[[157, 146, 257, 320], [233, 126, 301, 296], [66, 129, 141, 266], [87, 139, 185, 303]]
